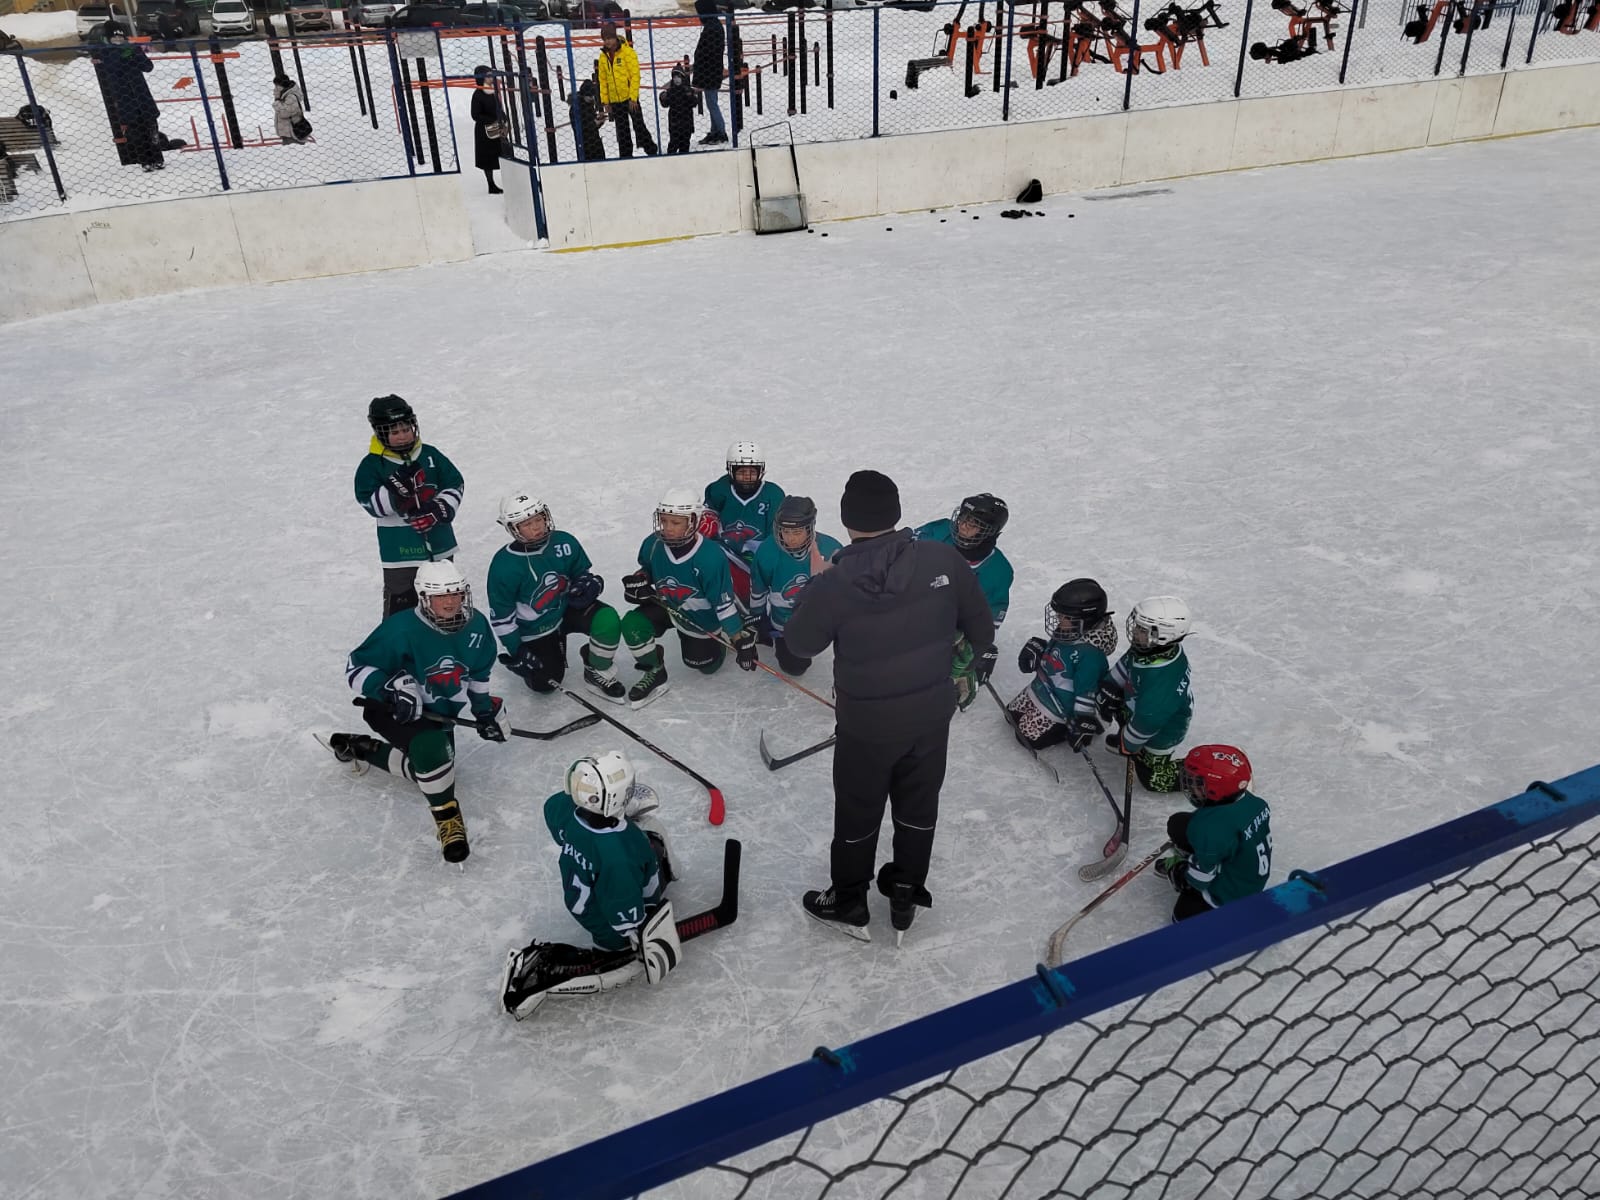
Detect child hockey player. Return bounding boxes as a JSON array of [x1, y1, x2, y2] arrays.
[[748, 495, 841, 676], [487, 492, 625, 703], [619, 488, 760, 707], [353, 395, 465, 619], [915, 493, 1014, 627], [1097, 595, 1194, 792], [322, 560, 507, 864], [703, 440, 786, 560], [1005, 578, 1119, 751], [1156, 745, 1273, 921], [500, 751, 680, 1019], [658, 62, 697, 154]]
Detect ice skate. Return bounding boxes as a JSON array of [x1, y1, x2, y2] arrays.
[[803, 887, 871, 942], [430, 800, 470, 866], [628, 661, 670, 709], [316, 731, 376, 776]]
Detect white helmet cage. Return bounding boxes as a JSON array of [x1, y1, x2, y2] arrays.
[[654, 487, 703, 549], [499, 493, 553, 548], [414, 560, 473, 633], [725, 441, 765, 495], [1126, 595, 1191, 651]]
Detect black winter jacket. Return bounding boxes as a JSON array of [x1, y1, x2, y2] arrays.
[[785, 529, 994, 742], [692, 6, 726, 90]]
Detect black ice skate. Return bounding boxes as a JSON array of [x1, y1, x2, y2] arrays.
[[429, 800, 470, 865], [580, 645, 627, 704], [317, 731, 377, 776], [803, 887, 871, 942], [877, 868, 933, 947], [628, 658, 670, 709]]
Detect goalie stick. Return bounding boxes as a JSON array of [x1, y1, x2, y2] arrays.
[[758, 728, 837, 771], [559, 688, 728, 827], [1046, 840, 1172, 967], [352, 697, 600, 741]]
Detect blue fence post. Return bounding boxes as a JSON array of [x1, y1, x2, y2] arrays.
[[872, 6, 880, 136], [385, 30, 418, 176], [646, 16, 663, 155], [1234, 0, 1254, 95], [1122, 0, 1143, 109], [1337, 0, 1358, 82], [14, 53, 66, 203], [188, 43, 230, 191], [1002, 0, 1017, 119], [1524, 0, 1543, 62], [436, 29, 462, 171], [727, 11, 741, 148], [563, 22, 585, 163]]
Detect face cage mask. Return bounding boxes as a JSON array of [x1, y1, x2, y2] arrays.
[[420, 587, 472, 634]]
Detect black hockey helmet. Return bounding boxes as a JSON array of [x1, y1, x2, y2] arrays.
[[951, 493, 1009, 554], [1046, 578, 1110, 640], [775, 494, 817, 560], [368, 394, 418, 450]]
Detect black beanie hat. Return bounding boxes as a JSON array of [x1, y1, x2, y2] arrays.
[[840, 470, 901, 533]]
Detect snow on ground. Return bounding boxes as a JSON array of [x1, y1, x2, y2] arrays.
[[1, 127, 1598, 1200], [0, 10, 79, 44]]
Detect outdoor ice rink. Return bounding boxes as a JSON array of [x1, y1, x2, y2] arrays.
[[2, 124, 1598, 1199]]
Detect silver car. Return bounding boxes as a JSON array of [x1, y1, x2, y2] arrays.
[[351, 0, 402, 23]]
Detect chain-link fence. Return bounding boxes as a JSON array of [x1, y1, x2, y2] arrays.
[[0, 19, 456, 220], [3, 0, 1595, 217]]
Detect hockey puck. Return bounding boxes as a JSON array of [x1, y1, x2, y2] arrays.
[[1069, 213, 1075, 218], [821, 232, 828, 237], [886, 226, 892, 231]]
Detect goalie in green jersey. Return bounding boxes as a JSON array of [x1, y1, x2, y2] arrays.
[[500, 751, 680, 1020], [1156, 745, 1273, 921], [1097, 595, 1195, 793], [323, 560, 509, 865], [487, 492, 626, 704], [617, 488, 760, 709]]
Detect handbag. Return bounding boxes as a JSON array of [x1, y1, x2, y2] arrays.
[[291, 116, 312, 139], [484, 119, 508, 140]]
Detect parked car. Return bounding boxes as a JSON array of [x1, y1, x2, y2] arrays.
[[135, 0, 202, 36], [387, 1, 476, 25], [286, 0, 335, 31], [210, 0, 256, 34], [459, 2, 534, 23], [76, 3, 133, 37], [349, 0, 403, 25]]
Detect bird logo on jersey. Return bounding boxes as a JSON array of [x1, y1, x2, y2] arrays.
[[423, 656, 470, 698], [780, 577, 810, 603], [722, 520, 759, 546], [654, 577, 697, 606], [531, 571, 569, 613]]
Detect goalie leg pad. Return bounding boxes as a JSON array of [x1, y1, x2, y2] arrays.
[[501, 942, 643, 1020], [639, 901, 682, 984]]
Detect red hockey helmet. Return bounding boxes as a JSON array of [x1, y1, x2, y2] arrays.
[[1180, 745, 1252, 806]]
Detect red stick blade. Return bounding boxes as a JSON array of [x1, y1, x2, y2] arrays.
[[708, 788, 726, 826]]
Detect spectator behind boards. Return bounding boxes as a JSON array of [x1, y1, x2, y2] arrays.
[[596, 23, 657, 159], [691, 0, 729, 146]]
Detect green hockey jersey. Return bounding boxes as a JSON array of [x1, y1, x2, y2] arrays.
[[703, 476, 785, 557], [913, 518, 1014, 625], [1104, 646, 1193, 753], [345, 607, 498, 718], [544, 792, 666, 952], [353, 439, 464, 568], [636, 533, 746, 640], [486, 532, 594, 651], [1030, 639, 1111, 723], [749, 532, 843, 633], [1185, 790, 1272, 906]]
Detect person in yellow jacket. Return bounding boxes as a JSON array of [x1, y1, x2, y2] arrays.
[[596, 23, 658, 158]]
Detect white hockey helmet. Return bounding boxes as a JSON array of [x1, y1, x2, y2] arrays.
[[415, 560, 473, 633], [1126, 596, 1191, 651], [499, 492, 553, 547], [726, 440, 765, 494], [567, 750, 636, 820], [654, 487, 703, 550]]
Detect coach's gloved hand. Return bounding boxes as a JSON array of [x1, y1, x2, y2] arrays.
[[384, 672, 424, 724], [474, 696, 509, 742], [622, 571, 654, 606], [731, 626, 760, 672], [1017, 636, 1048, 675]]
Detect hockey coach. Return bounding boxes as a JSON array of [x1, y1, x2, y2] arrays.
[[784, 469, 996, 943]]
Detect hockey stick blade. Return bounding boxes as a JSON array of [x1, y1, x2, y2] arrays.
[[1078, 840, 1129, 881], [676, 839, 741, 940], [759, 728, 837, 771], [352, 697, 600, 741], [1047, 840, 1172, 966]]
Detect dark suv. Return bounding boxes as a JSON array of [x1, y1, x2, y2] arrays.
[[135, 0, 203, 36]]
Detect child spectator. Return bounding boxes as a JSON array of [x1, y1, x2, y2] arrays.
[[658, 63, 697, 155]]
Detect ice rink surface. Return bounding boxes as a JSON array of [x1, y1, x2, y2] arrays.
[[2, 127, 1598, 1199]]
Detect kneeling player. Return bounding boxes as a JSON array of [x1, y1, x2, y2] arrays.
[[1097, 595, 1194, 792], [323, 560, 507, 864], [1156, 745, 1273, 921], [749, 495, 841, 676], [488, 493, 625, 703], [703, 440, 786, 561], [1005, 578, 1119, 751], [500, 751, 680, 1019], [618, 489, 759, 708]]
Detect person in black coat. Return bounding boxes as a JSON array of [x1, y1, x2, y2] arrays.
[[95, 24, 163, 171], [691, 0, 729, 146], [658, 63, 697, 155], [470, 65, 505, 194], [785, 470, 996, 944]]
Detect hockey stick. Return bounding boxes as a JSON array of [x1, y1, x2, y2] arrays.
[[713, 633, 835, 709], [676, 837, 742, 939], [1047, 840, 1172, 967], [1079, 754, 1136, 881], [352, 697, 600, 741], [559, 688, 728, 827], [983, 680, 1061, 784], [758, 728, 837, 771]]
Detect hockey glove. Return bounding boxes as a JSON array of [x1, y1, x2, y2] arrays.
[[754, 614, 775, 647], [1066, 713, 1103, 753], [731, 626, 760, 672], [567, 572, 604, 610], [510, 641, 557, 691], [474, 696, 509, 742], [622, 570, 654, 606], [382, 465, 424, 514], [407, 497, 453, 535], [1017, 636, 1048, 675], [1155, 848, 1189, 892], [972, 644, 999, 687], [384, 672, 424, 724], [1095, 684, 1127, 725]]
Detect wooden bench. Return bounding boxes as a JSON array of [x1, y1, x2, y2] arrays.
[[0, 114, 60, 152]]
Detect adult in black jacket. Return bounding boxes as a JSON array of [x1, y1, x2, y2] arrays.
[[94, 25, 163, 170], [786, 470, 995, 943], [691, 0, 729, 145], [471, 66, 505, 194]]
